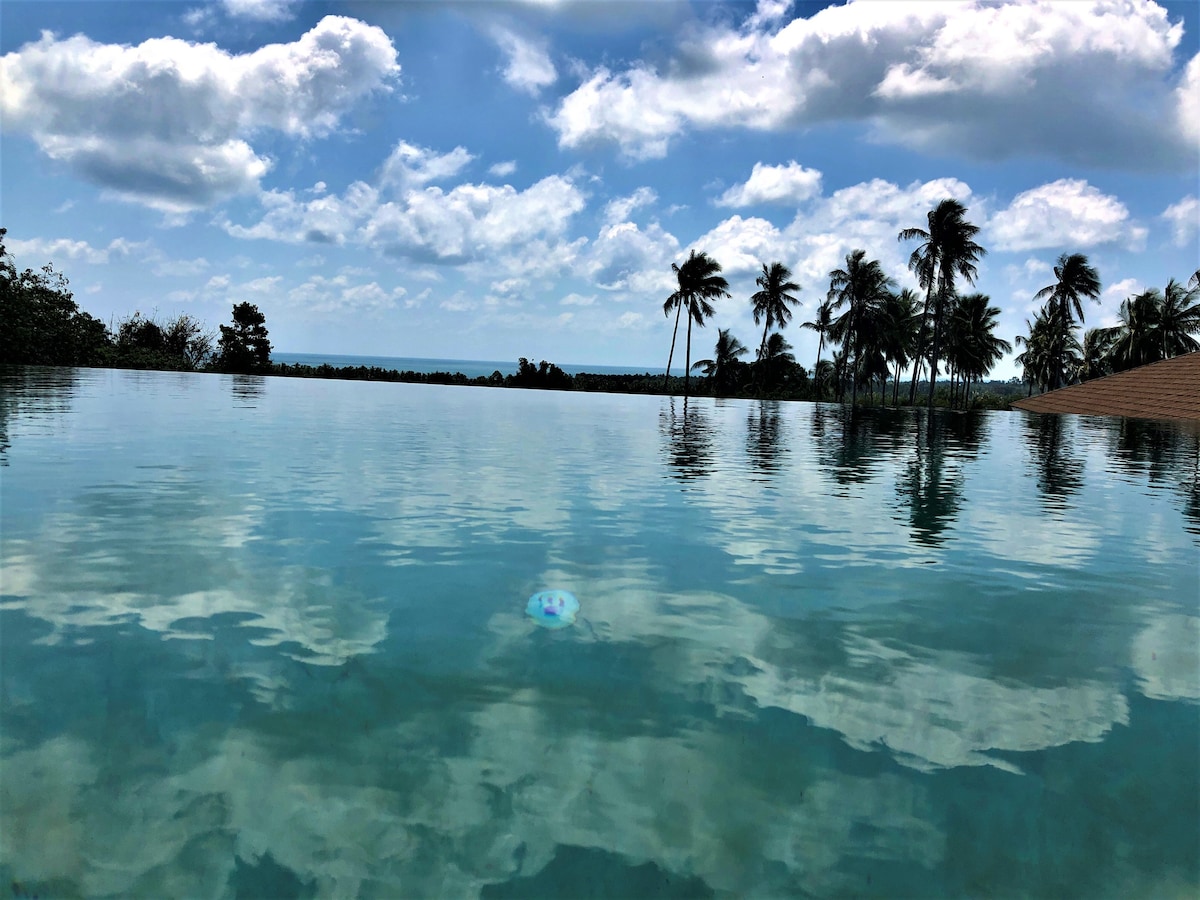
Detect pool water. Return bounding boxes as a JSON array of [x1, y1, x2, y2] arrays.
[[1, 366, 1197, 898]]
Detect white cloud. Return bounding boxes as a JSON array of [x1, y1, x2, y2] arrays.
[[716, 161, 822, 208], [6, 236, 145, 265], [491, 26, 557, 94], [221, 0, 297, 22], [228, 153, 588, 269], [380, 141, 474, 190], [603, 186, 658, 224], [0, 16, 399, 211], [560, 292, 595, 306], [583, 220, 679, 293], [1161, 195, 1198, 248], [152, 257, 211, 278], [548, 0, 1193, 169], [1176, 53, 1200, 149], [488, 160, 518, 178], [288, 274, 404, 314], [989, 179, 1145, 252]]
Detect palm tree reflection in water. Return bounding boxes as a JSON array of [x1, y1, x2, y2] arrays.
[[1023, 414, 1086, 510], [894, 412, 981, 546], [660, 398, 715, 482], [746, 401, 784, 477]]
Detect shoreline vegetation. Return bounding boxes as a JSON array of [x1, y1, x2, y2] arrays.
[[3, 223, 1195, 411]]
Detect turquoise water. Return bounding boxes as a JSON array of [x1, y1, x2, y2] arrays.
[[1, 366, 1197, 898]]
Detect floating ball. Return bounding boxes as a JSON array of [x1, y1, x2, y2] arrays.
[[526, 589, 580, 630]]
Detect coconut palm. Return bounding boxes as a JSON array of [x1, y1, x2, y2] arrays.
[[1016, 308, 1080, 395], [691, 328, 749, 396], [883, 288, 921, 406], [1033, 253, 1101, 388], [1157, 276, 1200, 358], [948, 292, 1012, 408], [899, 199, 986, 407], [663, 250, 730, 398], [750, 262, 802, 361], [827, 249, 895, 405], [1076, 327, 1115, 382], [756, 331, 797, 392], [801, 298, 835, 380]]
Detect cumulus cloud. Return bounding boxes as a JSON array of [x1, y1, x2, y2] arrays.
[[6, 236, 146, 265], [288, 273, 405, 315], [1161, 195, 1199, 248], [583, 221, 679, 294], [602, 186, 658, 224], [488, 160, 518, 178], [491, 25, 557, 94], [225, 143, 587, 267], [0, 16, 400, 211], [715, 161, 822, 207], [989, 179, 1145, 252], [380, 141, 474, 190], [548, 0, 1194, 170]]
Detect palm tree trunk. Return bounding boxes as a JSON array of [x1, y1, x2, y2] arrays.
[[760, 321, 770, 362], [965, 377, 972, 409], [908, 285, 934, 404], [926, 287, 944, 410], [664, 301, 684, 392], [813, 332, 825, 398], [684, 314, 693, 399]]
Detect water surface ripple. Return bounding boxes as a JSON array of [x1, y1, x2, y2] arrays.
[[1, 367, 1197, 898]]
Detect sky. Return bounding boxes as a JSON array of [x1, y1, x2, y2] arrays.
[[2, 0, 1198, 379]]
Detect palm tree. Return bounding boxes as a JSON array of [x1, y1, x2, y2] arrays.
[[1106, 279, 1200, 371], [811, 358, 835, 401], [750, 262, 802, 361], [801, 298, 835, 381], [899, 199, 986, 407], [948, 292, 1012, 408], [1076, 327, 1115, 382], [827, 249, 895, 406], [756, 331, 797, 393], [1157, 276, 1200, 358], [1016, 308, 1080, 395], [663, 250, 730, 399], [883, 288, 921, 406], [691, 328, 749, 396], [1033, 252, 1101, 388]]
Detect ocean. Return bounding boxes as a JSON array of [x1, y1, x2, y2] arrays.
[[272, 352, 667, 379]]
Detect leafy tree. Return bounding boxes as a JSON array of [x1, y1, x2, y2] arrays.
[[114, 311, 215, 371], [750, 261, 801, 361], [0, 228, 111, 366], [1033, 252, 1101, 388], [899, 199, 986, 407], [801, 298, 835, 387], [662, 250, 729, 399], [826, 249, 895, 405], [691, 328, 749, 396], [946, 292, 1012, 408], [1076, 327, 1115, 382], [216, 302, 272, 374], [508, 357, 573, 390]]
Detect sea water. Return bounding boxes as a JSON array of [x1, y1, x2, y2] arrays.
[[1, 366, 1197, 898]]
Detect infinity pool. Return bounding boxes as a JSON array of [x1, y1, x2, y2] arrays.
[[1, 366, 1197, 898]]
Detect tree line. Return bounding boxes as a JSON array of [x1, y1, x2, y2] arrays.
[[2, 228, 271, 374], [662, 199, 1199, 408]]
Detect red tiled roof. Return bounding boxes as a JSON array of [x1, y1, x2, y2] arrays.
[[1012, 352, 1200, 421]]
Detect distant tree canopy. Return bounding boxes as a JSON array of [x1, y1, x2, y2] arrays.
[[1, 227, 110, 366], [507, 357, 572, 390], [217, 302, 272, 374]]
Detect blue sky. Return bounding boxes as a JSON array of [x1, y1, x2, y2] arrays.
[[2, 0, 1197, 379]]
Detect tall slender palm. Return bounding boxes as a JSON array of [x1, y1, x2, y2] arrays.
[[883, 288, 921, 406], [750, 262, 802, 361], [948, 292, 1012, 408], [1016, 308, 1080, 395], [1106, 279, 1200, 371], [1033, 252, 1101, 389], [663, 250, 730, 397], [899, 199, 986, 408], [801, 298, 835, 380], [827, 249, 895, 406], [691, 328, 749, 396]]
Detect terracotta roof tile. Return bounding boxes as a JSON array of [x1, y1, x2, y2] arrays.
[[1012, 352, 1200, 421]]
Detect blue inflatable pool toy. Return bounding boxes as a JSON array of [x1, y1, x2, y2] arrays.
[[526, 590, 580, 630]]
